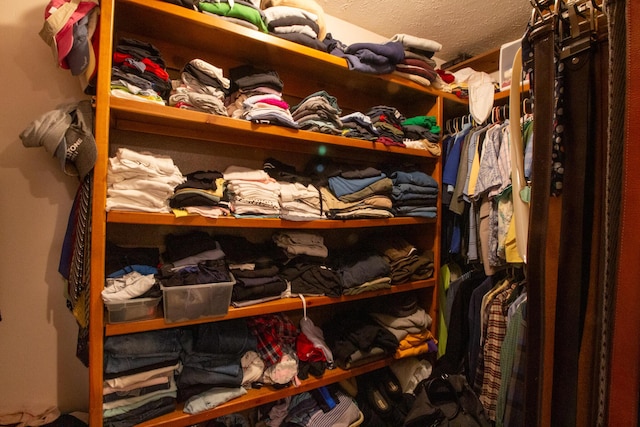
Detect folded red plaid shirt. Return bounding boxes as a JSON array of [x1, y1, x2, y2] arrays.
[[247, 313, 299, 366]]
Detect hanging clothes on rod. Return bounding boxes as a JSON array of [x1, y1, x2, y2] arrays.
[[440, 104, 533, 275]]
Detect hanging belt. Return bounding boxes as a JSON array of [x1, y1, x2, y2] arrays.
[[524, 19, 555, 427], [551, 37, 597, 427]]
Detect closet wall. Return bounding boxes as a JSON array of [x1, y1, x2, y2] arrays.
[[0, 0, 90, 414]]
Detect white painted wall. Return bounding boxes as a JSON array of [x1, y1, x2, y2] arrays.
[[324, 14, 388, 45], [0, 0, 89, 417]]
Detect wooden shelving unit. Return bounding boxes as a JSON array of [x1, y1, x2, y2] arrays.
[[89, 1, 461, 425]]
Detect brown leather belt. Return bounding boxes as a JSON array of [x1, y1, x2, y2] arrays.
[[525, 19, 555, 427], [551, 45, 597, 426]]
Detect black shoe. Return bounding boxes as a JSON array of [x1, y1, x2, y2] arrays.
[[380, 368, 403, 402]]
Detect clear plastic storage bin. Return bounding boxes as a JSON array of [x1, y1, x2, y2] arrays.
[[161, 276, 235, 323], [105, 296, 162, 323], [499, 38, 528, 91]]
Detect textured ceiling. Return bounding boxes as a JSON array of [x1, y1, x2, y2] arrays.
[[318, 0, 533, 62]]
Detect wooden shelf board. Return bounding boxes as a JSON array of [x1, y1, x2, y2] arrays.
[[106, 210, 435, 229], [105, 280, 435, 336], [115, 0, 466, 106], [110, 97, 440, 159], [135, 358, 393, 427], [445, 47, 501, 73]]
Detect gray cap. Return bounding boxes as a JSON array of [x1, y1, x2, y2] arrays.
[[20, 106, 73, 155], [20, 100, 96, 181]]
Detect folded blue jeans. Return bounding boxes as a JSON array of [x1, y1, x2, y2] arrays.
[[104, 329, 182, 375]]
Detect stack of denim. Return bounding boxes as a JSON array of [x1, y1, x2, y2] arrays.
[[103, 329, 182, 426], [330, 247, 392, 296], [389, 170, 439, 218], [179, 320, 257, 413]]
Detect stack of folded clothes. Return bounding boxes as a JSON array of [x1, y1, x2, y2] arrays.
[[226, 65, 299, 128], [264, 158, 323, 221], [223, 165, 281, 217], [324, 310, 399, 370], [273, 230, 328, 260], [275, 230, 343, 297], [178, 320, 255, 413], [106, 148, 185, 213], [339, 111, 379, 141], [370, 234, 435, 284], [262, 4, 326, 51], [290, 90, 343, 135], [331, 245, 392, 296], [401, 115, 442, 154], [198, 0, 268, 32], [103, 329, 181, 425], [390, 33, 444, 89], [111, 38, 172, 105], [325, 165, 394, 219], [366, 105, 407, 147], [156, 231, 233, 291], [388, 169, 439, 218], [216, 235, 288, 307], [260, 0, 327, 41], [168, 170, 230, 218], [279, 257, 343, 297], [370, 294, 437, 359], [101, 242, 163, 314], [169, 58, 231, 115], [328, 39, 405, 74], [304, 159, 394, 220]]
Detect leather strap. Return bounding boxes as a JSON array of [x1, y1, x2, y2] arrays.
[[524, 19, 555, 427], [551, 43, 597, 427]]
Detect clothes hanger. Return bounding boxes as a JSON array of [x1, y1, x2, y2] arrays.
[[297, 294, 335, 366]]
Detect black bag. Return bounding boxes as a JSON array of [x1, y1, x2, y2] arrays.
[[403, 374, 491, 427]]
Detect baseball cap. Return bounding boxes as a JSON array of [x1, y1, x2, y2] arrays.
[[19, 107, 73, 156], [60, 100, 97, 180], [39, 0, 99, 70], [66, 8, 98, 76], [20, 101, 97, 181]]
